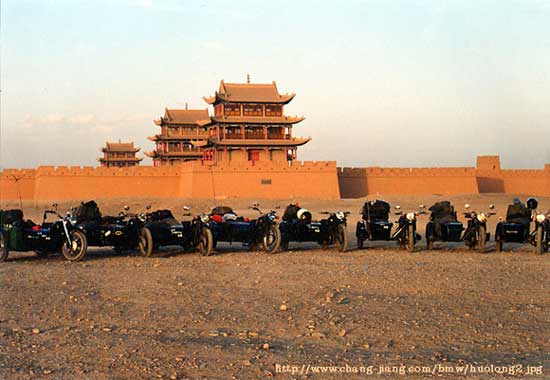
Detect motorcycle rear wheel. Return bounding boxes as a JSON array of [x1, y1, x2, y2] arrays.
[[0, 233, 9, 262], [262, 225, 281, 254], [198, 227, 214, 256], [336, 224, 348, 252], [62, 230, 88, 262], [138, 227, 153, 257]]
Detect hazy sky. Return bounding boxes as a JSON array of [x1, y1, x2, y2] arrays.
[[1, 0, 550, 169]]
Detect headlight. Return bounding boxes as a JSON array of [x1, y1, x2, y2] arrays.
[[138, 213, 146, 222], [536, 214, 546, 223], [477, 213, 487, 223], [268, 212, 276, 221], [200, 214, 210, 223], [406, 212, 415, 221], [336, 211, 345, 220]]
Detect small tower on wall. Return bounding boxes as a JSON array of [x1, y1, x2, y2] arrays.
[[99, 141, 143, 168], [145, 108, 212, 166]]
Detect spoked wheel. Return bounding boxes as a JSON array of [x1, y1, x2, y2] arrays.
[[198, 227, 214, 256], [427, 237, 434, 251], [406, 225, 415, 253], [62, 230, 88, 262], [262, 225, 281, 254], [426, 224, 434, 251], [0, 233, 9, 262], [335, 224, 348, 252], [534, 225, 543, 255], [478, 225, 487, 253], [138, 227, 153, 257]]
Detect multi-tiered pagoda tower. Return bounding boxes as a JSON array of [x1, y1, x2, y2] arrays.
[[202, 80, 309, 163], [146, 108, 212, 166], [98, 141, 142, 167]]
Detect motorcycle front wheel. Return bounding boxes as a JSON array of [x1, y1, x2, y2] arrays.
[[478, 225, 486, 253], [198, 227, 214, 256], [62, 230, 88, 262], [262, 225, 281, 254], [335, 224, 348, 252], [406, 225, 414, 253], [534, 225, 543, 255], [138, 227, 153, 257]]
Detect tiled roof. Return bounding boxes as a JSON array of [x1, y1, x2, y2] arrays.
[[212, 115, 305, 125], [208, 137, 311, 147], [103, 142, 140, 152], [162, 108, 211, 125], [204, 80, 296, 105]]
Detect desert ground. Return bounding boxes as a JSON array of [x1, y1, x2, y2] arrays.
[[1, 194, 549, 379]]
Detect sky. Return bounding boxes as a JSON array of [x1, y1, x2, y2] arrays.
[[1, 0, 550, 169]]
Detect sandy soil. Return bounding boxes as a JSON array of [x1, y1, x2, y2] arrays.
[[1, 194, 549, 379]]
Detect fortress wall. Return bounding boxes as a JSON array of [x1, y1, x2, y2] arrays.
[[500, 169, 550, 196], [0, 169, 37, 202], [0, 161, 341, 201], [337, 167, 478, 198], [187, 161, 340, 199]]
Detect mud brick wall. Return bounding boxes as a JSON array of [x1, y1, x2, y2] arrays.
[[338, 156, 550, 198], [0, 161, 341, 202]]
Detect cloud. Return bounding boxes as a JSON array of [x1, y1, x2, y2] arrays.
[[17, 114, 98, 129]]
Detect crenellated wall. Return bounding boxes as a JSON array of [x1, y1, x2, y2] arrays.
[[1, 156, 547, 201], [0, 161, 340, 202], [338, 167, 478, 198], [339, 156, 550, 198]]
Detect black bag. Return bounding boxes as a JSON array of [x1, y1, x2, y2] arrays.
[[506, 204, 530, 225], [211, 206, 234, 216], [430, 201, 456, 219], [149, 209, 175, 221], [0, 209, 24, 225], [283, 204, 300, 221], [363, 200, 390, 222], [73, 201, 102, 223]]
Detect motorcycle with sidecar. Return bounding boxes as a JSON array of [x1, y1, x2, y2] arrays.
[[425, 201, 464, 250], [495, 197, 537, 252], [208, 204, 281, 254], [0, 204, 87, 262], [70, 201, 153, 260], [145, 206, 213, 256], [392, 205, 425, 252], [279, 204, 350, 252], [461, 204, 495, 252], [355, 200, 393, 250]]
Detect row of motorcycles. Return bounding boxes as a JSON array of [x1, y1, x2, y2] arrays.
[[0, 197, 548, 263], [355, 197, 550, 254]]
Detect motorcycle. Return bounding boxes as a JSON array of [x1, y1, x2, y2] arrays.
[[355, 200, 393, 250], [461, 204, 495, 252], [208, 204, 281, 254], [145, 206, 213, 256], [391, 205, 425, 252], [425, 201, 464, 250], [279, 204, 350, 252], [0, 203, 87, 262], [530, 209, 550, 255], [495, 197, 538, 252], [71, 201, 153, 260]]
